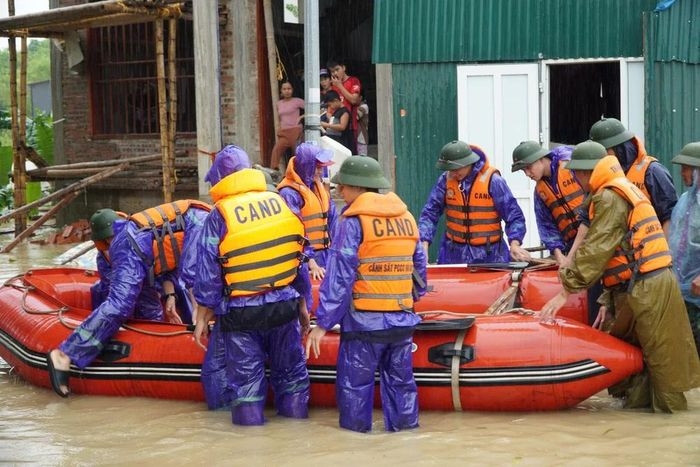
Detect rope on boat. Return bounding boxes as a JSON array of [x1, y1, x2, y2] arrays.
[[501, 307, 536, 316], [485, 268, 523, 316], [9, 276, 193, 336], [3, 273, 28, 288], [121, 323, 192, 337], [20, 286, 70, 316], [416, 310, 471, 319]]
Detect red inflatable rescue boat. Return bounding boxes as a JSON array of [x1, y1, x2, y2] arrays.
[[0, 267, 642, 411]]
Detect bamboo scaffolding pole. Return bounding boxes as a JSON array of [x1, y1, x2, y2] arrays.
[[0, 191, 78, 254], [27, 153, 162, 176], [0, 2, 185, 39], [0, 165, 126, 225], [263, 0, 279, 136], [155, 19, 171, 202], [29, 168, 110, 179], [167, 17, 178, 192], [19, 36, 26, 141], [8, 0, 26, 234]]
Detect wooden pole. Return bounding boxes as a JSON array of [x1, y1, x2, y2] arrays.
[[192, 0, 222, 199], [0, 165, 126, 225], [29, 168, 112, 179], [263, 0, 280, 136], [0, 192, 78, 254], [0, 2, 184, 32], [26, 153, 162, 176], [7, 0, 26, 234], [19, 36, 27, 141], [59, 242, 96, 266], [155, 19, 171, 203], [167, 17, 178, 195]]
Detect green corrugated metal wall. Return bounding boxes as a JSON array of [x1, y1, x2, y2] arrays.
[[392, 63, 457, 229], [384, 0, 656, 234], [379, 0, 699, 225], [645, 2, 700, 189], [373, 0, 656, 64]]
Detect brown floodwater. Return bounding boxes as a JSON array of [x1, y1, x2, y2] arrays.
[[1, 236, 699, 465]]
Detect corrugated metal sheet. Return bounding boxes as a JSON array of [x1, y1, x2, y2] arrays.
[[373, 0, 656, 64], [646, 0, 700, 64], [645, 3, 700, 189], [392, 63, 457, 248]]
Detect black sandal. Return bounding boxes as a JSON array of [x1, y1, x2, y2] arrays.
[[47, 350, 71, 398]]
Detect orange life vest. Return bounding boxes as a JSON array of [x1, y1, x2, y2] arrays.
[[277, 157, 332, 251], [215, 169, 306, 297], [344, 191, 418, 312], [535, 161, 584, 243], [624, 137, 657, 201], [445, 164, 502, 246], [129, 200, 211, 279], [588, 156, 672, 290]]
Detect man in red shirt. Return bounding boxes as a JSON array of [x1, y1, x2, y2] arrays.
[[327, 59, 361, 154]]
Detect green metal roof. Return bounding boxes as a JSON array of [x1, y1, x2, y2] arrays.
[[373, 0, 657, 64]]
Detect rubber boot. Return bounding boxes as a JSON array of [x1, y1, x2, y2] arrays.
[[231, 401, 265, 426], [276, 391, 309, 419]]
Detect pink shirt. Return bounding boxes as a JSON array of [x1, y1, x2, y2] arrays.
[[278, 97, 305, 129]]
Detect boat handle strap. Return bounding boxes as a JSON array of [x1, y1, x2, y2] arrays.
[[451, 328, 468, 412]]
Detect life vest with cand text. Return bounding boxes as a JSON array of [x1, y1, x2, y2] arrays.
[[216, 177, 306, 297], [445, 163, 502, 247], [343, 191, 418, 312], [535, 160, 585, 244], [588, 156, 672, 289]]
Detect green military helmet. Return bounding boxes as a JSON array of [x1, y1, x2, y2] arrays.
[[261, 170, 279, 192], [330, 156, 391, 189], [511, 140, 550, 172], [90, 208, 120, 241], [566, 140, 608, 171], [671, 142, 700, 168], [589, 118, 634, 149], [436, 140, 480, 171]]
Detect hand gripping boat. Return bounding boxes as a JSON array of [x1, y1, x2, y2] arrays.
[[0, 268, 642, 410]]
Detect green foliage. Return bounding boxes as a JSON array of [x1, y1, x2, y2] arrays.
[[0, 39, 51, 111], [0, 109, 10, 130], [285, 4, 299, 19], [26, 112, 53, 164], [0, 183, 13, 212]]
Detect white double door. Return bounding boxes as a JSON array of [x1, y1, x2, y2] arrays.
[[456, 60, 644, 249]]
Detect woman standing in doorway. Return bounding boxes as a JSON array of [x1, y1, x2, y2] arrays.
[[270, 81, 305, 174]]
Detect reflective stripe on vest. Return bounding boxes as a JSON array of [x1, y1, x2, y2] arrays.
[[445, 166, 502, 246], [345, 193, 419, 312], [535, 161, 584, 243], [129, 200, 211, 280], [590, 178, 672, 289], [277, 176, 331, 251], [217, 190, 306, 297]]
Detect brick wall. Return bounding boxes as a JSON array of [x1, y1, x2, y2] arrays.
[[55, 0, 254, 216]]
